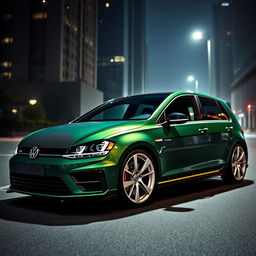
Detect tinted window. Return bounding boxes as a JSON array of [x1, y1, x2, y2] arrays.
[[217, 102, 230, 120], [199, 97, 228, 120], [90, 104, 129, 120], [164, 95, 199, 121], [74, 94, 169, 122]]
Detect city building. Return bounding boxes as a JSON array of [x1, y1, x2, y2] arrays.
[[0, 0, 102, 121], [211, 0, 233, 103], [230, 0, 256, 129], [97, 0, 147, 101]]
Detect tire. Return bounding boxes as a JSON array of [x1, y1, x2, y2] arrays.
[[222, 144, 247, 184], [119, 149, 157, 206]]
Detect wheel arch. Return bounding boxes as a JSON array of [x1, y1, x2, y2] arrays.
[[223, 139, 248, 172], [117, 141, 161, 178]]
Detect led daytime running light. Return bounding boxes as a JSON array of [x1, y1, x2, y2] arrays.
[[62, 140, 115, 159]]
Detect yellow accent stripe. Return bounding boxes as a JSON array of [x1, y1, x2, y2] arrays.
[[158, 168, 222, 185]]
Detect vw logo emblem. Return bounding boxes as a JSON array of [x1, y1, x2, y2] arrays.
[[29, 146, 40, 159]]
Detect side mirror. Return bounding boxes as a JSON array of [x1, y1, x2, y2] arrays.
[[166, 112, 189, 125]]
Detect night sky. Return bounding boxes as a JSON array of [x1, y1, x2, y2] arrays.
[[146, 0, 217, 94]]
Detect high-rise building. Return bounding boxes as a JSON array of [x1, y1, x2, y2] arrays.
[[211, 0, 233, 102], [230, 0, 256, 129], [97, 0, 147, 101], [0, 0, 102, 121]]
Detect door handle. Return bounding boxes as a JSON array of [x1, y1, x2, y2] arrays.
[[225, 126, 233, 131], [198, 127, 208, 133]]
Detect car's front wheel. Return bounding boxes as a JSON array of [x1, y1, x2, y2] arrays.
[[119, 149, 156, 206], [222, 145, 247, 183]]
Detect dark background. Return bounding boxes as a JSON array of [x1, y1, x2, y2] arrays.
[[0, 0, 256, 134]]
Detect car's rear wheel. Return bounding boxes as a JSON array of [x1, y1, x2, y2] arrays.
[[222, 145, 247, 183], [119, 149, 156, 206]]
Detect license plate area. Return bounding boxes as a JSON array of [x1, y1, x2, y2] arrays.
[[15, 163, 45, 176]]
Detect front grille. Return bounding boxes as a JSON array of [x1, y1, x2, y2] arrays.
[[17, 147, 66, 156], [72, 171, 107, 192], [10, 173, 72, 196]]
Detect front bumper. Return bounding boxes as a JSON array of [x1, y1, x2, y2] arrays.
[[9, 154, 119, 198]]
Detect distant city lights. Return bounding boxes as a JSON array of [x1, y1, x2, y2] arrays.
[[2, 37, 13, 44], [12, 108, 17, 114], [29, 99, 37, 106], [110, 56, 126, 63]]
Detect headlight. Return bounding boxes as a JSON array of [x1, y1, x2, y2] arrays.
[[62, 140, 115, 159]]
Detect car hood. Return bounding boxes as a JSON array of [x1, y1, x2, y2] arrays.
[[19, 121, 143, 148]]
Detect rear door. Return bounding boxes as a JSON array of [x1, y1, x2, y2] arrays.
[[197, 96, 233, 169]]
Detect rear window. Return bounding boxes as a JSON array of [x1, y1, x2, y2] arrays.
[[199, 96, 229, 120]]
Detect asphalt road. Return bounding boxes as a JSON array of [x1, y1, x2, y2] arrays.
[[0, 137, 256, 256]]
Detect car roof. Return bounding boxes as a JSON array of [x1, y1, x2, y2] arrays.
[[107, 91, 227, 106]]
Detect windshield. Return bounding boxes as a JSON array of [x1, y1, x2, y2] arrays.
[[74, 94, 170, 122]]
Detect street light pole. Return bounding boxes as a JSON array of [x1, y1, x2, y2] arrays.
[[191, 31, 212, 94], [207, 39, 212, 95], [195, 79, 199, 92], [187, 75, 199, 92]]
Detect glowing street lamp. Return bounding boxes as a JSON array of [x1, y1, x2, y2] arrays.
[[191, 30, 212, 93], [187, 75, 194, 82], [191, 31, 203, 41], [29, 99, 37, 105], [187, 75, 199, 92]]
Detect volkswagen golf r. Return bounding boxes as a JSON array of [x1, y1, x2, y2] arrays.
[[9, 91, 248, 205]]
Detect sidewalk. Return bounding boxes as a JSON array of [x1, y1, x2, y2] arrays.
[[244, 132, 256, 138]]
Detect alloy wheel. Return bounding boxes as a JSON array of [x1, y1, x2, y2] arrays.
[[231, 146, 246, 181], [122, 152, 155, 204]]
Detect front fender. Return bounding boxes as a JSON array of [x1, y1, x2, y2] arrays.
[[109, 131, 162, 176]]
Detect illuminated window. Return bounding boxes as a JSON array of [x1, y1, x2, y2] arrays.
[[105, 2, 110, 8], [33, 12, 47, 20], [2, 37, 13, 44], [221, 2, 230, 7], [0, 61, 12, 68], [114, 56, 126, 63], [110, 56, 126, 63], [0, 72, 12, 79]]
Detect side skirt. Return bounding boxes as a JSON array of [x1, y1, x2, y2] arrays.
[[158, 168, 223, 186]]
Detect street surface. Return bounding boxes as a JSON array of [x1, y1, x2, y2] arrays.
[[0, 136, 255, 256]]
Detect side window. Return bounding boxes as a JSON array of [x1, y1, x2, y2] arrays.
[[217, 102, 230, 120], [165, 96, 199, 121], [199, 97, 228, 120]]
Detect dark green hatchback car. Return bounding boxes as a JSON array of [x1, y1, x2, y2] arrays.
[[9, 91, 248, 205]]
